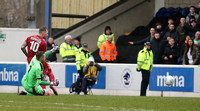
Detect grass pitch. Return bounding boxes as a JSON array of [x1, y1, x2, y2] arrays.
[[0, 93, 200, 111]]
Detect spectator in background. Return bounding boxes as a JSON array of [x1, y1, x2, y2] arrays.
[[75, 43, 90, 77], [186, 6, 199, 23], [99, 35, 117, 63], [129, 28, 155, 45], [59, 35, 76, 62], [155, 23, 164, 38], [197, 1, 200, 25], [198, 1, 200, 14], [151, 33, 165, 64], [163, 38, 179, 64], [179, 35, 192, 64], [163, 24, 179, 43], [46, 37, 59, 62], [183, 39, 200, 65], [193, 31, 200, 45], [184, 35, 192, 46], [73, 43, 91, 94], [176, 17, 189, 64], [74, 37, 82, 54], [164, 18, 174, 33], [176, 17, 188, 44], [197, 17, 200, 28], [79, 56, 102, 95], [97, 26, 115, 48], [188, 20, 199, 38], [188, 16, 196, 25]]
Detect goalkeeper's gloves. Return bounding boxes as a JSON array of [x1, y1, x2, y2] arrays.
[[50, 80, 59, 86], [50, 46, 59, 53]]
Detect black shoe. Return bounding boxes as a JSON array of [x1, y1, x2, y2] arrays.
[[18, 91, 27, 95]]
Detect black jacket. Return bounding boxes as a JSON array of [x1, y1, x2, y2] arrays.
[[46, 42, 59, 62], [134, 35, 154, 45], [151, 38, 166, 64], [155, 29, 164, 39], [163, 44, 179, 64], [163, 30, 179, 43]]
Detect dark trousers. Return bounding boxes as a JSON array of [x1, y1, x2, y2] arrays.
[[81, 76, 96, 94], [140, 69, 150, 96], [75, 77, 82, 93], [75, 67, 84, 93]]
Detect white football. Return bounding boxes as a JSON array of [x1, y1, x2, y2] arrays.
[[164, 76, 174, 86]]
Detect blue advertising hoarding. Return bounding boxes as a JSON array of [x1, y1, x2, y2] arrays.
[[65, 65, 106, 89], [0, 64, 26, 86], [149, 67, 194, 92]]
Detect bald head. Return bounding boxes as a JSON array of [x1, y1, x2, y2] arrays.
[[108, 35, 113, 43]]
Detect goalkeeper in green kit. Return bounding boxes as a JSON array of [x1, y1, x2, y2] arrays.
[[21, 51, 59, 96]]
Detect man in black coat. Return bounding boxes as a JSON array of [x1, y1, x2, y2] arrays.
[[129, 28, 155, 45], [163, 38, 179, 64], [151, 33, 166, 64], [163, 24, 179, 43], [46, 37, 59, 62], [155, 23, 164, 39]]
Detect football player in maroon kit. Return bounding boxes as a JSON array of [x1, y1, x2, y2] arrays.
[[21, 26, 58, 95]]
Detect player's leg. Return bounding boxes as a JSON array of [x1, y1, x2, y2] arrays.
[[43, 61, 54, 81], [22, 81, 49, 96], [20, 78, 28, 95], [50, 85, 58, 95], [43, 61, 58, 95], [48, 73, 59, 95], [34, 85, 49, 96], [49, 73, 55, 82]]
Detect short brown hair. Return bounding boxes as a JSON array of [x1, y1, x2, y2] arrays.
[[39, 26, 47, 34], [36, 51, 45, 60], [190, 6, 195, 9], [156, 22, 161, 26], [169, 38, 174, 41]]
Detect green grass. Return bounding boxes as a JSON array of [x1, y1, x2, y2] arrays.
[[0, 93, 200, 111]]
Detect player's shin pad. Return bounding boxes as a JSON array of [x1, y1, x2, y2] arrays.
[[50, 85, 58, 95]]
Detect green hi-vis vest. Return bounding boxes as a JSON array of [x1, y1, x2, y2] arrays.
[[137, 47, 153, 71], [59, 42, 75, 57], [76, 49, 90, 70]]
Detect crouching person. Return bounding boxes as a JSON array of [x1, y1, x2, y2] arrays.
[[79, 56, 102, 95], [21, 51, 59, 96]]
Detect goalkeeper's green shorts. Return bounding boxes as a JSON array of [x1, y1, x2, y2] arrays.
[[22, 79, 45, 95]]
